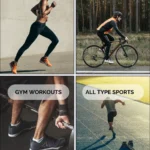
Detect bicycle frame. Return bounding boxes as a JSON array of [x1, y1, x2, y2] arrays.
[[109, 40, 126, 57]]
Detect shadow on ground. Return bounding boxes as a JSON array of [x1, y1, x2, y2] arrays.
[[81, 131, 116, 150], [0, 69, 46, 74]]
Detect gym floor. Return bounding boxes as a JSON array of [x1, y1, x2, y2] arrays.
[[0, 106, 73, 150]]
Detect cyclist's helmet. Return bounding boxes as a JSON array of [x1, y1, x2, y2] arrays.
[[113, 11, 122, 18]]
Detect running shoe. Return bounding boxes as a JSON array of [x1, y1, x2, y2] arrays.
[[119, 141, 130, 150], [8, 119, 36, 137], [128, 140, 134, 150], [10, 61, 17, 74], [29, 135, 66, 150], [40, 57, 52, 67], [104, 59, 114, 64]]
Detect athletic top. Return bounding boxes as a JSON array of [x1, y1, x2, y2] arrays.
[[104, 100, 116, 113], [97, 17, 125, 38]]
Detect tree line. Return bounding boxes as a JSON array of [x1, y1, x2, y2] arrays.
[[76, 0, 150, 34]]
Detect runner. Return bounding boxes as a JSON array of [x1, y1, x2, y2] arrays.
[[97, 11, 128, 64], [101, 97, 125, 130], [10, 0, 59, 74]]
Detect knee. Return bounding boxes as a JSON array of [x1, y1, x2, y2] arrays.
[[52, 37, 59, 45]]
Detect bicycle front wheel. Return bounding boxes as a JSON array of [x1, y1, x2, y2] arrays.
[[115, 45, 138, 68], [83, 45, 104, 68]]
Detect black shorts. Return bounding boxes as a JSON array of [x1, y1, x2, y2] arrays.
[[108, 111, 117, 122]]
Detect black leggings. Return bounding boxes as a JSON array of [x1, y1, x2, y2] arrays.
[[15, 22, 59, 62], [97, 31, 114, 60]]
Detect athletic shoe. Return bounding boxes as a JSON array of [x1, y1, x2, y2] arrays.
[[104, 59, 114, 64], [8, 120, 36, 137], [10, 61, 17, 74], [40, 57, 52, 67], [119, 141, 130, 150], [128, 140, 134, 149], [29, 135, 66, 150]]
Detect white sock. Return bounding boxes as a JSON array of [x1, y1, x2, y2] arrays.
[[11, 121, 20, 127], [33, 137, 44, 143]]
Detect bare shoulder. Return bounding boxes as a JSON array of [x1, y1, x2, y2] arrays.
[[40, 0, 48, 4]]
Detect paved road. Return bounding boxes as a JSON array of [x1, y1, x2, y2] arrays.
[[0, 51, 74, 74], [76, 84, 149, 150], [77, 65, 150, 73]]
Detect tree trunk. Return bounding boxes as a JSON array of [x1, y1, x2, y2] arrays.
[[123, 0, 127, 33], [136, 0, 139, 33], [89, 2, 92, 32], [76, 10, 79, 34], [92, 0, 96, 32], [110, 0, 113, 16], [129, 0, 132, 32], [113, 0, 116, 13], [148, 0, 150, 31], [104, 0, 107, 19], [81, 0, 84, 32]]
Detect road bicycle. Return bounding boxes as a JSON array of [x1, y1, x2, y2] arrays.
[[83, 39, 138, 68]]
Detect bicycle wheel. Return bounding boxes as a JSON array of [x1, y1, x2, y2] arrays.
[[83, 45, 104, 68], [115, 45, 138, 68]]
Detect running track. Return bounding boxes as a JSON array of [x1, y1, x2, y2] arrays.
[[76, 84, 149, 150]]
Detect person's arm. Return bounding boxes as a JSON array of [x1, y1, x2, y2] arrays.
[[101, 101, 105, 108], [41, 0, 56, 16], [31, 4, 39, 16], [114, 99, 125, 105], [54, 77, 70, 129], [111, 21, 125, 38]]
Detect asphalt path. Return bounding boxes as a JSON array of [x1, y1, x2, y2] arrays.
[[76, 84, 149, 150], [0, 51, 74, 74], [77, 65, 150, 73]]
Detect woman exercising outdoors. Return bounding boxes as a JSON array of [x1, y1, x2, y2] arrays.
[[10, 0, 59, 74]]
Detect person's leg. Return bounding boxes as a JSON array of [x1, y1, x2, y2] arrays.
[[40, 26, 59, 57], [97, 32, 111, 60], [8, 100, 36, 137], [30, 77, 66, 150], [108, 111, 117, 130], [106, 34, 114, 42], [108, 112, 113, 130], [103, 35, 111, 60], [14, 22, 42, 62], [33, 100, 57, 140], [11, 100, 24, 124]]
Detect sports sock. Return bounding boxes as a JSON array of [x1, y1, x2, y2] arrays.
[[11, 122, 20, 127], [33, 137, 44, 143]]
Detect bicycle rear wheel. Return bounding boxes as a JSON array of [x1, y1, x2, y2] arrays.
[[115, 45, 138, 68], [83, 45, 104, 68]]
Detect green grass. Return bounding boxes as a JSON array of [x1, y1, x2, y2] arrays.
[[77, 33, 150, 66]]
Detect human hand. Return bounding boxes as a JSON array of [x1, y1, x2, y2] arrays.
[[125, 37, 128, 41], [51, 1, 57, 8], [55, 115, 70, 129], [122, 102, 125, 105]]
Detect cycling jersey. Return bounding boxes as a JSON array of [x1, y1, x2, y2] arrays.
[[97, 17, 125, 38]]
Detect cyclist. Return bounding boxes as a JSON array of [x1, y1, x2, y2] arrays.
[[10, 0, 59, 74], [97, 11, 128, 64]]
